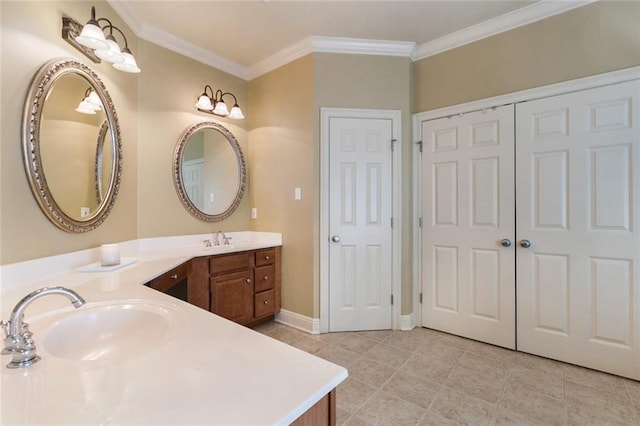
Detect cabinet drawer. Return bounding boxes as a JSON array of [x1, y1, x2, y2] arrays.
[[254, 265, 275, 292], [254, 290, 275, 318], [147, 263, 188, 293], [210, 252, 251, 275], [255, 248, 276, 267]]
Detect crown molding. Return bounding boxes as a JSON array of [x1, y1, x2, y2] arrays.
[[108, 0, 597, 81], [412, 0, 599, 61], [311, 36, 416, 57], [247, 37, 314, 80], [107, 0, 249, 80], [247, 37, 416, 80]]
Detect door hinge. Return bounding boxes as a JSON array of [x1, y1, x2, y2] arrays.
[[391, 294, 394, 305], [416, 140, 423, 153], [419, 217, 423, 228], [391, 217, 394, 228], [391, 139, 397, 152], [419, 292, 423, 304]]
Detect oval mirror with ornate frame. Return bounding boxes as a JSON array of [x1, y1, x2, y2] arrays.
[[174, 121, 246, 222], [22, 58, 122, 233]]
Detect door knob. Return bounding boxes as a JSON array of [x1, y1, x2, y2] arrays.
[[500, 239, 512, 248], [331, 235, 341, 243], [520, 240, 532, 248]]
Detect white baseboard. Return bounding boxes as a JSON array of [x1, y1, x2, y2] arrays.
[[276, 310, 415, 333], [399, 314, 415, 331], [275, 309, 320, 334]]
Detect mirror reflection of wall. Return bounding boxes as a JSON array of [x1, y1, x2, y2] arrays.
[[39, 73, 111, 220], [181, 128, 239, 215]]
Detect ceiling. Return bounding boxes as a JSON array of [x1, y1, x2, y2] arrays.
[[107, 1, 592, 79]]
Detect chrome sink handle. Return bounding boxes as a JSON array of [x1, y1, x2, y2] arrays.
[[1, 286, 85, 368], [215, 230, 231, 245]]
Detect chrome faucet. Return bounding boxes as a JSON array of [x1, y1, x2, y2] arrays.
[[215, 230, 232, 246], [1, 286, 85, 368]]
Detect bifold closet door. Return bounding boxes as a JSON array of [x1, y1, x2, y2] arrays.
[[516, 80, 640, 380], [421, 105, 516, 349]]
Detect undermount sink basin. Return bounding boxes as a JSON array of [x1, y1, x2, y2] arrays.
[[41, 302, 177, 362]]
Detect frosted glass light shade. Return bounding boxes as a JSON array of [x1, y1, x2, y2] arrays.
[[113, 51, 141, 73], [75, 23, 109, 50], [228, 106, 245, 120], [85, 90, 102, 109], [95, 38, 124, 63], [212, 101, 229, 116], [195, 95, 213, 110], [76, 101, 97, 114]]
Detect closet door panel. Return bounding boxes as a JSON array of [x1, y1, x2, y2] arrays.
[[516, 79, 640, 380], [422, 105, 516, 349]]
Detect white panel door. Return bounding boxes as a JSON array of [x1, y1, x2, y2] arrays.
[[182, 159, 204, 210], [421, 106, 516, 349], [329, 117, 393, 331], [516, 80, 640, 379]]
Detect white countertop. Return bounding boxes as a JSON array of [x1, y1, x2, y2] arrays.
[[0, 234, 348, 425]]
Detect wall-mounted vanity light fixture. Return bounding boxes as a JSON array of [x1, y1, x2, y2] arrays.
[[195, 85, 245, 119], [75, 88, 103, 115], [62, 6, 141, 73]]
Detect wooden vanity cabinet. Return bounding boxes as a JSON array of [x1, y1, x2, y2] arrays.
[[208, 247, 281, 326]]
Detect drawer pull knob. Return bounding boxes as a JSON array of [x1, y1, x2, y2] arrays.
[[265, 256, 270, 261], [246, 278, 252, 283], [263, 300, 268, 305], [171, 274, 178, 279], [263, 276, 269, 281]]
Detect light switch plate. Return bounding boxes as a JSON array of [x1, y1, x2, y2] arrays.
[[294, 187, 302, 200], [251, 208, 257, 219]]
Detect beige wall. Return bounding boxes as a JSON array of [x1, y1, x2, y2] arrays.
[[414, 1, 640, 112], [248, 56, 315, 317], [136, 40, 249, 237], [0, 1, 250, 267], [248, 53, 414, 319], [0, 1, 138, 264], [2, 0, 637, 323], [313, 53, 414, 315]]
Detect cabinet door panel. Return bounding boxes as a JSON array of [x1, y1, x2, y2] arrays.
[[210, 271, 253, 323]]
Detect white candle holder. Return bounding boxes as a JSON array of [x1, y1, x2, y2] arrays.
[[100, 243, 121, 267]]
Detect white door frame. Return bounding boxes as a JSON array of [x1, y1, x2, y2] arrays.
[[413, 66, 640, 329], [320, 108, 402, 333]]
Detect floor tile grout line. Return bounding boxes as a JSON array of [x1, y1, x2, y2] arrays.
[[624, 381, 640, 424], [258, 322, 640, 426]]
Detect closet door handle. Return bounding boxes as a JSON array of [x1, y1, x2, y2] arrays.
[[520, 240, 532, 248], [500, 239, 512, 248], [331, 235, 341, 243]]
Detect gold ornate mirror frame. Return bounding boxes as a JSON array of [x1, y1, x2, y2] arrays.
[[173, 121, 246, 222], [22, 58, 122, 233]]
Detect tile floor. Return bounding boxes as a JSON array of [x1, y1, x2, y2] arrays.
[[253, 321, 640, 426]]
